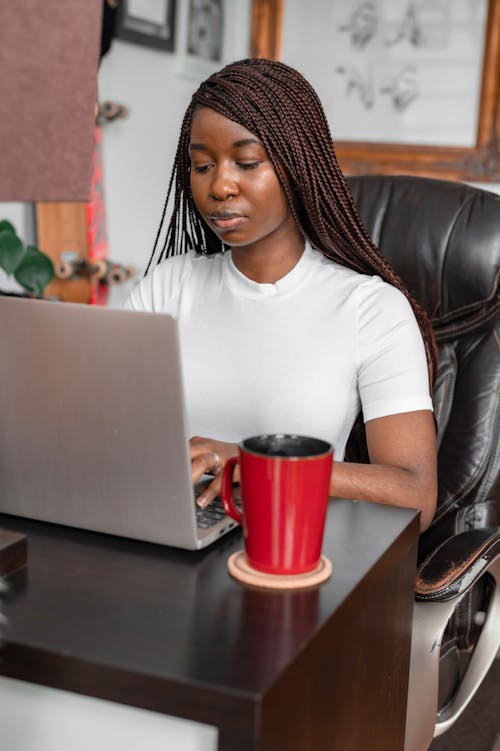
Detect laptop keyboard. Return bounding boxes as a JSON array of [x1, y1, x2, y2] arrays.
[[195, 495, 227, 529]]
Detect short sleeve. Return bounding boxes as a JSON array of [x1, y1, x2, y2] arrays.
[[123, 253, 194, 314], [357, 278, 433, 422]]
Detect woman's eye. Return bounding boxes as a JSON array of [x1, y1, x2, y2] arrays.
[[237, 161, 261, 170], [192, 164, 211, 174]]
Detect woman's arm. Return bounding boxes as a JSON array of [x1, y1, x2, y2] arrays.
[[191, 410, 437, 530], [331, 410, 437, 530]]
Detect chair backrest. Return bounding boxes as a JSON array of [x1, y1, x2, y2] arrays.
[[346, 175, 500, 556]]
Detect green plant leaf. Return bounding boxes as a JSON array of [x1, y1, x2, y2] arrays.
[[0, 229, 25, 274], [0, 220, 16, 235], [13, 246, 54, 296]]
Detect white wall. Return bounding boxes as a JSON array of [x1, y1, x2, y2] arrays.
[[96, 40, 198, 306], [97, 41, 195, 277], [467, 182, 500, 195]]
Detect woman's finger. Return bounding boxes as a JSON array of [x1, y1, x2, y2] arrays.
[[196, 475, 222, 508], [191, 451, 220, 484], [189, 436, 211, 458]]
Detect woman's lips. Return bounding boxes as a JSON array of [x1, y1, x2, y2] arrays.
[[209, 214, 246, 231]]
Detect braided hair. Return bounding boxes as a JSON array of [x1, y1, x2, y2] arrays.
[[149, 58, 437, 456]]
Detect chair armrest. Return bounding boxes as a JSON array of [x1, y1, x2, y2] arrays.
[[415, 528, 500, 601], [405, 530, 500, 750]]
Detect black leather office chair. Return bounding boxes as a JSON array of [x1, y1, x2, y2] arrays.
[[346, 175, 500, 751]]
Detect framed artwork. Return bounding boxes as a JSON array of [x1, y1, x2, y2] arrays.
[[178, 0, 251, 81], [117, 0, 177, 52], [250, 0, 500, 181]]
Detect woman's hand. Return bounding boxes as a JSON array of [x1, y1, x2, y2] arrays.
[[190, 436, 239, 507]]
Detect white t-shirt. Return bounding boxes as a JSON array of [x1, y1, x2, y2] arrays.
[[125, 244, 432, 459]]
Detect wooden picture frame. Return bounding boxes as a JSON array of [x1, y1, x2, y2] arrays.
[[250, 0, 500, 181], [250, 0, 284, 60], [117, 0, 177, 53]]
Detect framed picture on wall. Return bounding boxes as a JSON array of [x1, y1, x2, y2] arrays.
[[251, 0, 500, 181], [187, 0, 224, 63], [178, 0, 251, 81], [117, 0, 177, 52]]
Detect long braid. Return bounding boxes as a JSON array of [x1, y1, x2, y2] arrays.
[[148, 58, 438, 426]]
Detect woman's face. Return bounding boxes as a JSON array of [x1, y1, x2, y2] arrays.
[[189, 107, 301, 253]]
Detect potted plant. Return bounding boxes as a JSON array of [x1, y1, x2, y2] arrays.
[[0, 220, 54, 297]]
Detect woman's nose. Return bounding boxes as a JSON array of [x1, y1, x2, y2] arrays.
[[209, 166, 238, 201]]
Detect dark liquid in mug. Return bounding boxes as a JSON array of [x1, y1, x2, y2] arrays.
[[243, 434, 332, 458]]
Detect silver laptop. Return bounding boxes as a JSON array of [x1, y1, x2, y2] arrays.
[[0, 296, 238, 549]]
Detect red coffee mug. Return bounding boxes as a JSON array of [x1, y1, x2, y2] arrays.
[[221, 434, 333, 575]]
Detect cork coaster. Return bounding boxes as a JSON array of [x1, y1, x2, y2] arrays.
[[227, 550, 332, 590]]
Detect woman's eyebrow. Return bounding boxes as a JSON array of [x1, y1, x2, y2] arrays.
[[189, 137, 262, 152], [233, 138, 261, 148]]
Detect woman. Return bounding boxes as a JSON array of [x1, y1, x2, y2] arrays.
[[126, 58, 437, 530]]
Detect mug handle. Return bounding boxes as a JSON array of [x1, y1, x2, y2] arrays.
[[221, 456, 243, 524]]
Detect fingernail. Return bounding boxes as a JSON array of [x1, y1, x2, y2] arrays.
[[197, 495, 207, 508]]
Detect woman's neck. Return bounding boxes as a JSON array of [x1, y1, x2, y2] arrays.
[[230, 233, 305, 284]]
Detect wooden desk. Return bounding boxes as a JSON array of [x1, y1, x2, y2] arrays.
[[0, 500, 418, 750]]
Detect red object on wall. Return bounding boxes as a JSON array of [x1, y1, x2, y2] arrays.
[[86, 126, 109, 305]]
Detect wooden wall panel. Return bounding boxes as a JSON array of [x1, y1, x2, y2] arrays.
[[36, 203, 91, 303]]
